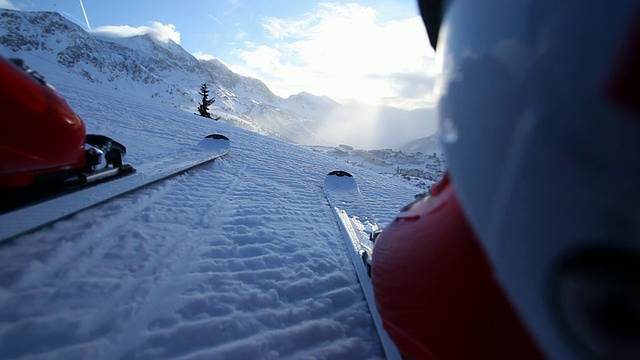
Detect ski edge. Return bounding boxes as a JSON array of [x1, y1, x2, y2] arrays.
[[331, 208, 401, 360], [324, 171, 401, 360]]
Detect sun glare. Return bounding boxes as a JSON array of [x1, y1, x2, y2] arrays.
[[230, 3, 437, 110]]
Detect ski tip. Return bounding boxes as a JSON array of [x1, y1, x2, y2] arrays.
[[205, 134, 229, 141], [198, 133, 230, 153], [327, 170, 353, 177]]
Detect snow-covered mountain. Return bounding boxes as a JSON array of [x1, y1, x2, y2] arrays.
[[0, 39, 422, 358], [0, 9, 437, 149], [399, 132, 444, 156], [0, 9, 328, 143]]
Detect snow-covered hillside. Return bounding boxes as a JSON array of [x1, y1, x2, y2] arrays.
[[0, 9, 439, 150], [0, 54, 422, 358]]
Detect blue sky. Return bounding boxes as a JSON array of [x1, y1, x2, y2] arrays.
[[3, 0, 437, 109]]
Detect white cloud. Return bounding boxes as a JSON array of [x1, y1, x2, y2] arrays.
[[90, 22, 181, 44], [235, 29, 247, 40], [0, 0, 18, 10], [230, 2, 437, 109], [238, 45, 282, 72], [193, 51, 216, 61]]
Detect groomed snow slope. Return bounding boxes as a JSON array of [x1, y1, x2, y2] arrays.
[[0, 69, 421, 359]]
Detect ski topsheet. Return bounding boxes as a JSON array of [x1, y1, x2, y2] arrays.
[[0, 134, 230, 243], [323, 170, 401, 359]]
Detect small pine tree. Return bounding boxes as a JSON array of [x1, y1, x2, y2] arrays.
[[196, 83, 216, 119]]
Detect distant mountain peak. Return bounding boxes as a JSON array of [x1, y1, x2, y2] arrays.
[[289, 91, 315, 98], [90, 26, 182, 52], [399, 132, 443, 156]]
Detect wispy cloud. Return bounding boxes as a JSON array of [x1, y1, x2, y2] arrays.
[[90, 22, 181, 44], [0, 0, 18, 10], [234, 29, 247, 40], [226, 0, 242, 10], [193, 51, 216, 61], [229, 2, 436, 109]]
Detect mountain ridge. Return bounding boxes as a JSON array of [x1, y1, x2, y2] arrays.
[[0, 8, 438, 151]]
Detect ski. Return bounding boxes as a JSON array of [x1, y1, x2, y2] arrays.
[[0, 134, 230, 243], [323, 170, 401, 360]]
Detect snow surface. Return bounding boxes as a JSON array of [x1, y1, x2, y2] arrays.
[[0, 70, 421, 358]]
